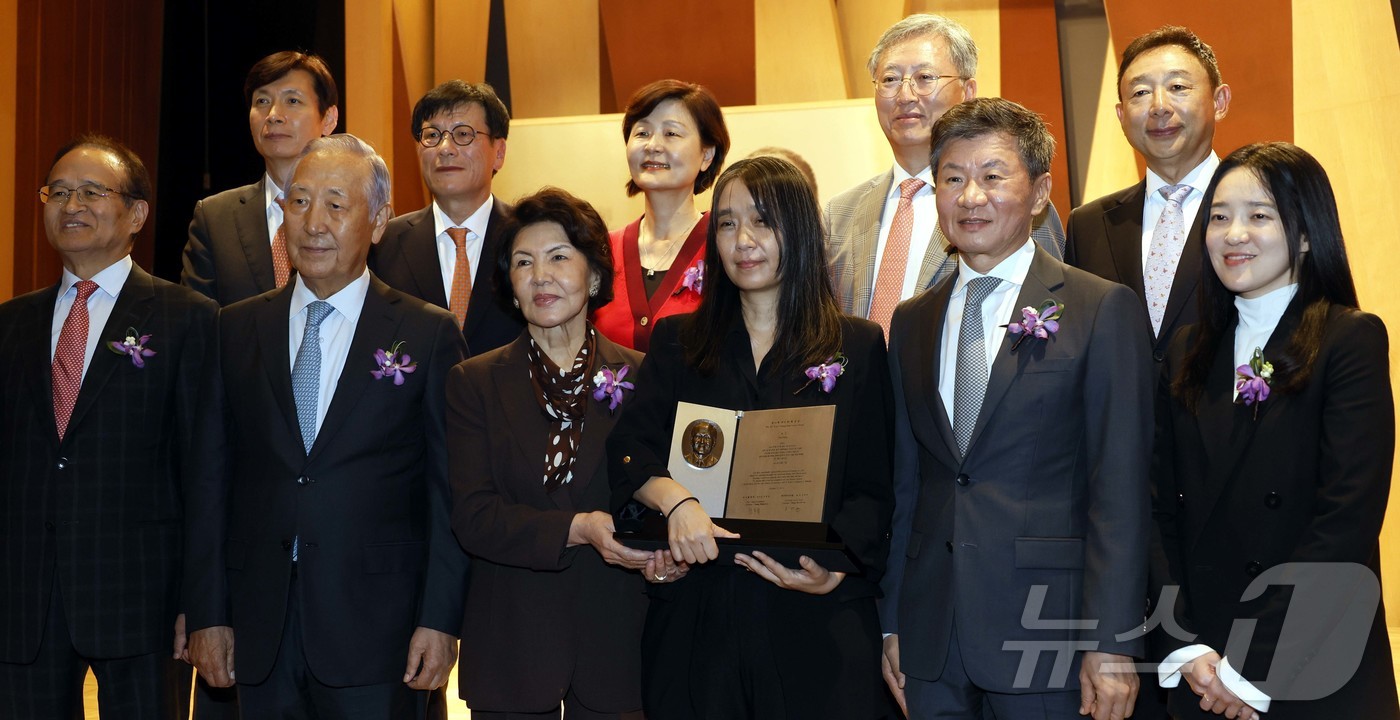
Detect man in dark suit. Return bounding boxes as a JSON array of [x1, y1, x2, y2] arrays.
[[824, 13, 1064, 335], [181, 51, 340, 306], [1065, 26, 1232, 360], [0, 135, 215, 718], [882, 98, 1152, 719], [369, 80, 524, 356], [184, 134, 468, 717]]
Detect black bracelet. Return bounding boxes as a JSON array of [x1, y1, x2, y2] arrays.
[[666, 496, 700, 519]]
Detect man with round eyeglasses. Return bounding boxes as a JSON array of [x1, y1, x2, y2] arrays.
[[825, 13, 1067, 339], [369, 80, 524, 358]]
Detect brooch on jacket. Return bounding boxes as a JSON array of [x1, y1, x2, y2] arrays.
[[371, 341, 418, 385], [1003, 300, 1063, 352], [1235, 347, 1273, 418], [592, 364, 634, 412], [796, 353, 848, 394], [107, 328, 156, 368]]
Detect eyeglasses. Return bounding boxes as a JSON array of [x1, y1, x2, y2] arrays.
[[38, 183, 135, 205], [417, 124, 493, 148], [873, 72, 967, 98]]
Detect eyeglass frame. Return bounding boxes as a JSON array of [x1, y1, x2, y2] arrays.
[[416, 123, 494, 149], [38, 183, 139, 205], [871, 72, 969, 98]]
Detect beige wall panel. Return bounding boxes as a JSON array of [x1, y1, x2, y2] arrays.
[[1291, 0, 1400, 633], [505, 0, 600, 118], [835, 0, 905, 97], [755, 0, 848, 103], [493, 99, 890, 231], [0, 0, 15, 300], [907, 0, 1000, 98], [1072, 27, 1137, 203], [434, 0, 490, 83], [346, 0, 398, 164]]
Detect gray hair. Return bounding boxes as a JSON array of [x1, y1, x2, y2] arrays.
[[294, 133, 393, 215], [867, 14, 978, 79], [930, 97, 1055, 178]]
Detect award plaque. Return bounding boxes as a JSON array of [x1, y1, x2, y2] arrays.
[[616, 402, 862, 574]]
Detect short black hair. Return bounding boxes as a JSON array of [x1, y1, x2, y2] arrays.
[[411, 80, 511, 141], [1117, 26, 1222, 100], [494, 187, 614, 315], [244, 51, 340, 115], [49, 133, 152, 204], [930, 97, 1054, 179]]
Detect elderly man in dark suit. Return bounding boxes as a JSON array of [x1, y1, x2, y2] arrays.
[[181, 51, 340, 306], [882, 98, 1152, 720], [0, 135, 215, 718], [184, 134, 468, 718], [369, 80, 524, 356]]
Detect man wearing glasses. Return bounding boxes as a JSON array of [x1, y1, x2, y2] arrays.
[[825, 13, 1065, 337], [370, 80, 523, 357], [0, 136, 216, 718]]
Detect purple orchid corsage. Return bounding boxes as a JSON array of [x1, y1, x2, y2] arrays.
[[371, 341, 418, 386], [592, 364, 635, 412], [678, 260, 704, 295], [1004, 300, 1063, 352], [1235, 347, 1273, 419], [796, 353, 848, 394], [106, 328, 156, 368]]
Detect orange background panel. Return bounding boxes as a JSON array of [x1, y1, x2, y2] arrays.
[[598, 0, 756, 112], [999, 0, 1071, 216]]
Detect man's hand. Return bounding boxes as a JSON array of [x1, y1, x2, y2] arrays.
[[881, 634, 908, 718], [188, 626, 236, 688], [403, 627, 457, 690], [173, 613, 189, 662], [1183, 652, 1259, 719], [1079, 651, 1139, 720], [569, 511, 652, 569], [733, 551, 845, 595]]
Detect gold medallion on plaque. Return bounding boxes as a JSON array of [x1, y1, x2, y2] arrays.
[[680, 419, 723, 469]]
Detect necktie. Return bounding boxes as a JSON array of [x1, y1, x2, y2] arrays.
[[447, 227, 473, 330], [52, 280, 98, 440], [272, 223, 292, 288], [1144, 184, 1192, 337], [868, 178, 926, 338], [953, 276, 1002, 455], [292, 301, 334, 454]]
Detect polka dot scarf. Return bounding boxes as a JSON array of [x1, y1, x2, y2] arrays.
[[526, 327, 597, 493]]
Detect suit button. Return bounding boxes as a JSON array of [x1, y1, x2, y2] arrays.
[[1177, 493, 1186, 507], [955, 474, 970, 486], [281, 540, 293, 551], [297, 476, 312, 485], [640, 316, 649, 326], [1246, 561, 1263, 577], [56, 457, 68, 470], [945, 541, 953, 554], [1264, 492, 1282, 509], [1153, 350, 1165, 363], [622, 456, 631, 464]]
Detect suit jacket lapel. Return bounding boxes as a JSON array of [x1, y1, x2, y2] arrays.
[[401, 208, 451, 310], [63, 266, 157, 444], [567, 336, 632, 508], [237, 178, 278, 293], [914, 224, 956, 295], [907, 279, 961, 462], [24, 285, 61, 443], [1159, 211, 1204, 340], [489, 337, 564, 508], [965, 248, 1066, 456], [310, 277, 403, 460], [1103, 182, 1147, 298], [254, 284, 302, 445], [850, 172, 891, 318], [461, 202, 506, 341]]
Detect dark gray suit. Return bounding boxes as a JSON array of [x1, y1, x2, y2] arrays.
[[883, 246, 1152, 705], [181, 178, 278, 306]]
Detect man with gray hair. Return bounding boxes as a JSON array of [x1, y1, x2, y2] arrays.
[[826, 13, 1065, 338], [184, 134, 468, 717]]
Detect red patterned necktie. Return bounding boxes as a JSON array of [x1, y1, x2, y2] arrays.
[[272, 223, 292, 288], [52, 280, 98, 439], [447, 227, 473, 330], [868, 178, 926, 338]]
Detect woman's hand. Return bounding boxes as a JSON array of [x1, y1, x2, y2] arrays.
[[644, 549, 690, 584], [568, 511, 653, 570], [733, 550, 846, 595], [667, 498, 739, 565], [1183, 652, 1260, 720]]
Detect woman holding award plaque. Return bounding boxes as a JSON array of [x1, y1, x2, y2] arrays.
[[447, 188, 666, 719], [608, 156, 896, 719]]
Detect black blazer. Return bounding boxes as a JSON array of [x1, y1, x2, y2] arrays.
[[1152, 303, 1398, 719], [181, 178, 279, 306], [183, 275, 469, 687], [0, 265, 217, 662], [1065, 180, 1204, 361], [883, 246, 1153, 692], [448, 331, 647, 714], [369, 200, 525, 357]]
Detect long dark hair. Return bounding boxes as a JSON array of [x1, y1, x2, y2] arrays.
[[680, 156, 842, 376], [1174, 142, 1359, 410]]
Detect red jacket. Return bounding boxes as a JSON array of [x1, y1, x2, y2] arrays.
[[592, 214, 708, 351]]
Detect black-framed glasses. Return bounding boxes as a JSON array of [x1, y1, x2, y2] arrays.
[[873, 72, 967, 98], [418, 124, 493, 148], [38, 183, 135, 205]]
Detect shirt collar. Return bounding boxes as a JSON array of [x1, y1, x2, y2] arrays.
[[888, 164, 935, 200], [264, 173, 286, 217], [59, 255, 133, 300], [289, 268, 371, 328], [432, 195, 494, 240], [951, 238, 1036, 297], [1145, 152, 1220, 201]]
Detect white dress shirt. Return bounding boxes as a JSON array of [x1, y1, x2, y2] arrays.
[[937, 239, 1037, 422], [432, 196, 492, 306], [264, 173, 285, 245], [287, 270, 370, 435], [1140, 153, 1220, 272], [50, 256, 134, 380], [872, 164, 938, 303]]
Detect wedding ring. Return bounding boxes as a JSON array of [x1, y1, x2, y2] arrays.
[[653, 574, 666, 581]]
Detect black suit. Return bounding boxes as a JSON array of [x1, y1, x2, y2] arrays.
[[182, 178, 280, 306], [448, 331, 647, 715], [370, 201, 524, 357], [1065, 180, 1204, 362], [1152, 303, 1399, 719], [185, 276, 468, 703], [0, 264, 215, 717]]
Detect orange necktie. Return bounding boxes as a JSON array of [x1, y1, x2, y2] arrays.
[[272, 223, 292, 288], [447, 227, 472, 330], [868, 178, 926, 338]]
